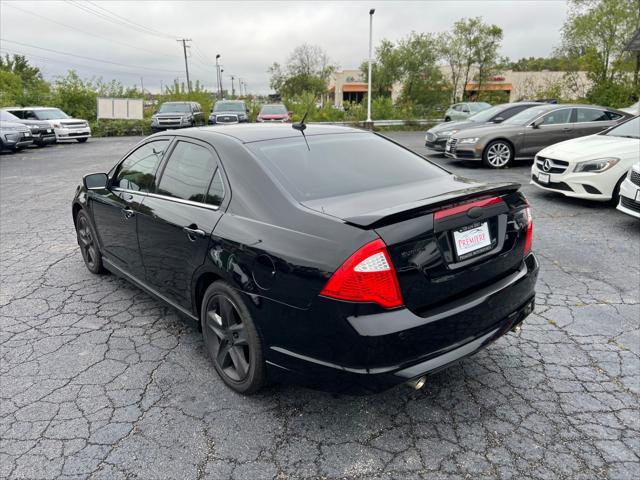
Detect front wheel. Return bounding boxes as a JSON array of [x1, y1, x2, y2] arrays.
[[444, 116, 451, 122], [77, 138, 88, 143], [482, 140, 513, 169], [201, 281, 265, 394]]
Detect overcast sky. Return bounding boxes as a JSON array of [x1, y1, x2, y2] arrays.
[[0, 0, 569, 94]]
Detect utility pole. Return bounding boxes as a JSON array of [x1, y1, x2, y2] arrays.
[[140, 77, 144, 98], [160, 80, 164, 95], [177, 39, 192, 93], [231, 75, 235, 98], [220, 69, 224, 98]]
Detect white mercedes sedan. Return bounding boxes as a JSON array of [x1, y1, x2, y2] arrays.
[[531, 116, 640, 203], [617, 162, 640, 218]]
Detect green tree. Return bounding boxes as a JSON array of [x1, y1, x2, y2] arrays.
[[437, 18, 503, 102], [0, 71, 23, 106], [52, 70, 98, 120], [359, 39, 403, 98], [561, 0, 639, 105], [269, 44, 336, 98], [0, 54, 51, 105]]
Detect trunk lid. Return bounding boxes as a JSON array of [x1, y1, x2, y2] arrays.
[[304, 177, 529, 314]]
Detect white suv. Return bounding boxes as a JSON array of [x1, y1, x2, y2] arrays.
[[6, 107, 91, 143]]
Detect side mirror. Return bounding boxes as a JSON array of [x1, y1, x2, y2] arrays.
[[246, 108, 250, 113], [531, 118, 543, 129], [462, 108, 470, 114], [288, 111, 293, 116], [83, 172, 108, 190], [493, 116, 504, 123]]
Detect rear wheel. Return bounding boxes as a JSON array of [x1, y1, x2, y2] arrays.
[[444, 116, 451, 122], [201, 281, 265, 394], [482, 140, 513, 169], [77, 138, 88, 143], [75, 210, 105, 274]]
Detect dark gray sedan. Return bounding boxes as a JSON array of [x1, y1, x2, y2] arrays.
[[444, 104, 632, 168], [425, 102, 541, 151]]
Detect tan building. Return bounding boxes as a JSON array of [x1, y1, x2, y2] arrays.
[[329, 68, 591, 107]]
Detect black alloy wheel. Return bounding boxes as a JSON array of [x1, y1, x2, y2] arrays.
[[76, 210, 105, 273], [201, 281, 264, 394]]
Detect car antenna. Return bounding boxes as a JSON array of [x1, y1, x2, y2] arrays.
[[292, 111, 310, 151]]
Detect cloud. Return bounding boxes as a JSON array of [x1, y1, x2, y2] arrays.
[[0, 0, 568, 94]]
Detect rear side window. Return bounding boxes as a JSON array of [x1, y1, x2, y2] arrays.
[[115, 140, 169, 192], [205, 169, 225, 206], [157, 141, 217, 203], [575, 108, 609, 122], [503, 105, 531, 119], [248, 133, 447, 201], [606, 111, 624, 121]]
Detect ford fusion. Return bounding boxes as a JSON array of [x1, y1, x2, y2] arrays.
[[72, 124, 538, 394], [531, 116, 640, 203]]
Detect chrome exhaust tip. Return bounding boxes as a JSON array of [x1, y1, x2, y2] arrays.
[[407, 376, 427, 390], [511, 324, 523, 334]]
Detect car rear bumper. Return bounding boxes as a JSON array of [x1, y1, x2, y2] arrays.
[[258, 253, 539, 392]]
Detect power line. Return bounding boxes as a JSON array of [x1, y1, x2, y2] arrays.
[[85, 0, 179, 40], [0, 47, 178, 80], [3, 3, 182, 61], [63, 0, 178, 40], [1, 38, 184, 74]]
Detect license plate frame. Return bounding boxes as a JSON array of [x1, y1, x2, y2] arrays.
[[538, 173, 550, 184], [452, 221, 493, 261]]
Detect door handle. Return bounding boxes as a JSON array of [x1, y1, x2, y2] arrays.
[[122, 207, 135, 219], [562, 127, 572, 131], [183, 225, 206, 241]]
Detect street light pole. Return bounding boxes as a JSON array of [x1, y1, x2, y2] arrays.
[[366, 8, 375, 125], [220, 69, 224, 98], [215, 54, 221, 99], [231, 75, 235, 97]]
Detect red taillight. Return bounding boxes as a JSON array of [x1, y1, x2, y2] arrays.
[[320, 239, 403, 309], [524, 206, 533, 254]]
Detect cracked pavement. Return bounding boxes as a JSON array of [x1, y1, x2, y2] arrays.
[[1, 133, 638, 480]]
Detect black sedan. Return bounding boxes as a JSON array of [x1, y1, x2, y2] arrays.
[[72, 124, 538, 394]]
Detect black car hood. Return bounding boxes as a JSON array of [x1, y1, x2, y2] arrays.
[[429, 119, 475, 133]]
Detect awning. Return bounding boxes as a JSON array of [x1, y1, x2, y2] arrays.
[[328, 83, 368, 93], [465, 82, 513, 92]]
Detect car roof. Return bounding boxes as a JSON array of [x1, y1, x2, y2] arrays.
[[216, 100, 245, 103], [159, 123, 366, 144], [4, 106, 57, 111]]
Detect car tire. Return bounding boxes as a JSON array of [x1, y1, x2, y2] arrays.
[[444, 116, 451, 122], [609, 174, 627, 206], [201, 281, 265, 395], [75, 210, 106, 274], [482, 140, 513, 169], [77, 138, 88, 143]]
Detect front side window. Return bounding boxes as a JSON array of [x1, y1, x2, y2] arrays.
[[115, 140, 169, 192], [157, 141, 217, 203], [541, 109, 571, 125], [575, 108, 608, 123]]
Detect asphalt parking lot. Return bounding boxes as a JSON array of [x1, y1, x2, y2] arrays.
[[1, 133, 638, 480]]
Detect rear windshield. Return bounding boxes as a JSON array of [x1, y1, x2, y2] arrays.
[[260, 105, 287, 115], [248, 133, 447, 201]]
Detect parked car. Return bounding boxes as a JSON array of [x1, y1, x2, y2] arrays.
[[6, 107, 91, 143], [72, 124, 537, 394], [445, 104, 631, 168], [256, 104, 290, 122], [617, 162, 640, 218], [0, 109, 56, 146], [425, 102, 541, 151], [531, 116, 639, 202], [443, 102, 491, 122], [209, 100, 250, 125], [0, 120, 33, 152], [151, 101, 205, 131], [620, 101, 639, 116]]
